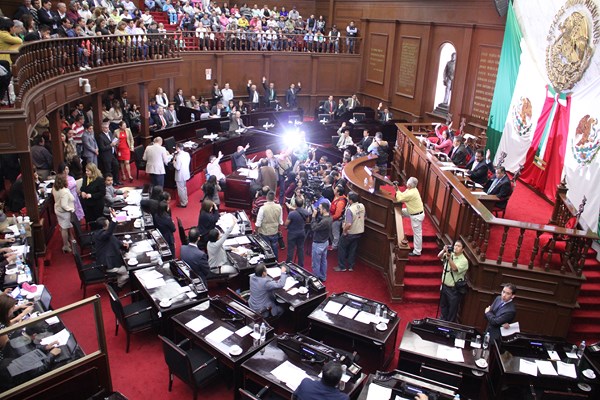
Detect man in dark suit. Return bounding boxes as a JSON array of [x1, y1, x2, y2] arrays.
[[484, 283, 517, 342], [229, 111, 247, 134], [262, 76, 277, 108], [483, 166, 513, 209], [153, 107, 171, 130], [357, 129, 373, 150], [39, 0, 60, 34], [466, 149, 493, 186], [323, 95, 337, 117], [286, 82, 301, 109], [180, 228, 211, 287], [94, 213, 129, 287], [97, 121, 120, 184], [210, 102, 228, 118], [173, 88, 185, 108], [232, 144, 250, 170], [199, 100, 211, 114], [449, 136, 469, 166], [247, 80, 260, 110], [377, 102, 394, 122]]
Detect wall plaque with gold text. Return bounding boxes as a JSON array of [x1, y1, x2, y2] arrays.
[[396, 36, 421, 98], [471, 46, 500, 121], [367, 33, 388, 85]]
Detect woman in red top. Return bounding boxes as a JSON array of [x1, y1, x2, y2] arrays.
[[113, 121, 134, 183]]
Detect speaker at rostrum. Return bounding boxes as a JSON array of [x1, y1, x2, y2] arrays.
[[493, 0, 509, 17]]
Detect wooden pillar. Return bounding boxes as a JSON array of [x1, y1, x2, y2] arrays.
[[18, 152, 45, 255], [92, 92, 104, 134], [48, 109, 64, 172], [138, 82, 151, 147]]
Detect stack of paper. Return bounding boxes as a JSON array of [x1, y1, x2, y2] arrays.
[[271, 361, 312, 391], [365, 383, 392, 400], [283, 277, 299, 291], [267, 267, 282, 279], [323, 301, 344, 315], [205, 326, 234, 343], [500, 322, 520, 336], [185, 315, 213, 332], [435, 345, 465, 363]]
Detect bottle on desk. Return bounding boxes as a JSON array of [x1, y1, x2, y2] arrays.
[[482, 332, 490, 350], [253, 323, 259, 336], [259, 322, 266, 343], [453, 394, 460, 400], [375, 303, 381, 318]]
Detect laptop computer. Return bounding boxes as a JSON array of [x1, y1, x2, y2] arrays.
[[33, 286, 52, 313], [53, 333, 78, 363]]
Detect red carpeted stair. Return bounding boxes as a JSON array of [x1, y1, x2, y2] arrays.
[[402, 234, 443, 303], [569, 252, 600, 342]]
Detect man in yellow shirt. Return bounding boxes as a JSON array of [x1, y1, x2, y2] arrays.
[[394, 177, 424, 256]]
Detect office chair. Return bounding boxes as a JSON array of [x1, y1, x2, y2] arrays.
[[71, 240, 116, 298], [158, 335, 219, 400], [317, 113, 331, 122], [220, 120, 230, 132], [177, 217, 190, 245], [71, 213, 95, 257], [164, 136, 176, 152], [195, 128, 208, 139], [105, 284, 157, 353], [133, 145, 146, 179], [353, 112, 366, 122]]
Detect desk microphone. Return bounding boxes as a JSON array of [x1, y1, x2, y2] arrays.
[[301, 357, 323, 364], [220, 317, 243, 322]]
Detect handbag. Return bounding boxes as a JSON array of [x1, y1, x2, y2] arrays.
[[450, 267, 468, 295], [277, 231, 286, 249]]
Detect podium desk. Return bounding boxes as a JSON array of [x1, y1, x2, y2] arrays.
[[398, 319, 488, 399], [132, 260, 207, 313], [307, 292, 400, 372], [489, 333, 600, 399], [241, 338, 366, 399], [171, 296, 273, 395], [119, 229, 173, 272], [357, 370, 458, 400], [273, 262, 327, 331]]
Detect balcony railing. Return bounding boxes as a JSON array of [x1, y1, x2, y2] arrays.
[[9, 32, 362, 108]]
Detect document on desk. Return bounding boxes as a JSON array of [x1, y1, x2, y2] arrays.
[[536, 360, 558, 376], [238, 168, 259, 180], [366, 383, 393, 400], [235, 325, 253, 337], [547, 350, 561, 361], [354, 310, 377, 324], [40, 328, 70, 346], [500, 321, 520, 336], [556, 361, 578, 378], [338, 305, 360, 320], [435, 345, 465, 363], [136, 269, 163, 281], [185, 315, 213, 332], [270, 361, 311, 391], [142, 277, 166, 290], [205, 326, 234, 343], [519, 359, 538, 376], [283, 277, 299, 291], [267, 267, 282, 279], [7, 349, 46, 376], [323, 300, 344, 315]]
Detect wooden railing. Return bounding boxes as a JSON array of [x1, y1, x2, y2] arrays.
[[394, 123, 598, 277], [8, 32, 361, 108]]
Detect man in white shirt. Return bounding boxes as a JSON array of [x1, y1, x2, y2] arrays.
[[173, 143, 191, 207], [337, 129, 354, 150], [207, 151, 226, 187], [221, 82, 234, 105], [142, 136, 172, 187]]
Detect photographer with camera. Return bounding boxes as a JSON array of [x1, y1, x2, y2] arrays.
[[437, 239, 469, 322]]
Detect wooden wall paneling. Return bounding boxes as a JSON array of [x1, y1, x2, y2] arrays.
[[315, 59, 341, 95], [337, 58, 361, 94]]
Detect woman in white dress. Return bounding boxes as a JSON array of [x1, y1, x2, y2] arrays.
[[52, 174, 75, 253]]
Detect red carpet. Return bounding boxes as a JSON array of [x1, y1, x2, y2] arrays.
[[40, 165, 437, 399]]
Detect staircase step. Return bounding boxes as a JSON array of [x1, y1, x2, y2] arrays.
[[405, 266, 442, 278], [404, 278, 440, 291], [403, 291, 439, 303], [568, 323, 600, 337], [580, 283, 600, 295], [577, 296, 600, 310], [583, 270, 600, 283], [571, 310, 600, 322]]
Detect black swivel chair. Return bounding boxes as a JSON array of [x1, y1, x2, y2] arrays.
[[133, 145, 147, 179], [164, 136, 176, 153], [158, 335, 220, 400], [71, 213, 95, 256], [177, 217, 190, 245], [195, 128, 208, 139], [239, 386, 286, 400], [220, 120, 230, 132], [105, 284, 157, 353], [71, 240, 116, 298]]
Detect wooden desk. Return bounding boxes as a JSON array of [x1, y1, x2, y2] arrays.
[[274, 262, 328, 331], [307, 292, 400, 372], [171, 296, 273, 396], [131, 261, 207, 318], [398, 320, 488, 399], [356, 371, 457, 400], [488, 334, 600, 399], [120, 229, 172, 271], [241, 339, 366, 399]]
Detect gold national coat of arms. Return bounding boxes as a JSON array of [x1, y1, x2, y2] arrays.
[[545, 0, 599, 92]]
